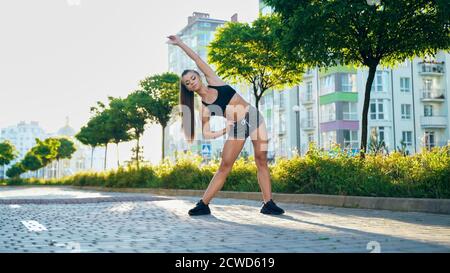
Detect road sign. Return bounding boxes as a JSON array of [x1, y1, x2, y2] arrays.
[[201, 143, 211, 157]]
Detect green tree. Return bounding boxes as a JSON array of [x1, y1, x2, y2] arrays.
[[264, 0, 450, 156], [0, 141, 17, 165], [125, 91, 151, 169], [0, 141, 18, 178], [56, 138, 76, 161], [208, 15, 304, 112], [24, 138, 61, 178], [107, 97, 133, 168], [21, 152, 43, 172], [6, 162, 25, 179], [32, 138, 60, 167], [55, 137, 77, 178], [88, 111, 114, 170], [75, 125, 102, 169], [139, 72, 179, 161]]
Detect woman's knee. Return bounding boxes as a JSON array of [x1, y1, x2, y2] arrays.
[[254, 153, 268, 168], [218, 160, 234, 173]]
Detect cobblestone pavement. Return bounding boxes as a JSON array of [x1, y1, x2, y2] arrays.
[[0, 187, 449, 253]]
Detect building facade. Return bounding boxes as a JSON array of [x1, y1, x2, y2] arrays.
[[258, 0, 449, 157], [163, 5, 449, 163], [295, 53, 450, 156], [0, 119, 106, 179]]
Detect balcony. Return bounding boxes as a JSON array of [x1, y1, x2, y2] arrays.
[[420, 116, 447, 129], [418, 62, 445, 76], [301, 118, 315, 131], [421, 89, 445, 102]]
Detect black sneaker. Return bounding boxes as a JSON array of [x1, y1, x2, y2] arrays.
[[188, 200, 211, 216], [260, 199, 285, 215]]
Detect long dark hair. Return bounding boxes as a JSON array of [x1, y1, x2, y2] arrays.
[[179, 69, 200, 143]]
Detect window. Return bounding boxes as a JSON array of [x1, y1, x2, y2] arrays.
[[370, 103, 376, 119], [400, 77, 410, 92], [341, 74, 356, 92], [342, 102, 357, 120], [424, 105, 433, 117], [307, 133, 314, 143], [424, 131, 435, 148], [423, 79, 433, 91], [371, 71, 384, 92], [306, 82, 313, 100], [321, 131, 336, 150], [402, 131, 412, 146], [370, 99, 385, 120], [343, 130, 358, 149], [279, 92, 285, 108], [401, 104, 411, 119], [320, 104, 336, 122], [320, 75, 335, 95], [370, 127, 385, 143], [306, 107, 314, 126], [422, 79, 434, 99], [379, 127, 385, 142]]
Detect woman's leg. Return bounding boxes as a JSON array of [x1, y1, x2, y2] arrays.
[[250, 120, 272, 203], [201, 138, 246, 204]]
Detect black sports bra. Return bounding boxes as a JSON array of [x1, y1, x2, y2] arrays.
[[201, 85, 237, 117]]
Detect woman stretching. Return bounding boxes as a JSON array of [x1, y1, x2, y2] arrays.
[[167, 35, 285, 216]]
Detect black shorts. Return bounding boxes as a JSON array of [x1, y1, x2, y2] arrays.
[[228, 105, 265, 140]]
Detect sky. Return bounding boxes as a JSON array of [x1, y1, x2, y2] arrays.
[[0, 0, 259, 166]]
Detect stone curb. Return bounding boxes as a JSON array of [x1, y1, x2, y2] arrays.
[[72, 186, 450, 215]]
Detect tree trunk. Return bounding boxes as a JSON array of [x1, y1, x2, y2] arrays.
[[136, 137, 140, 169], [104, 143, 108, 170], [116, 143, 120, 168], [255, 95, 261, 129], [91, 147, 94, 170], [360, 64, 378, 159], [162, 125, 165, 161]]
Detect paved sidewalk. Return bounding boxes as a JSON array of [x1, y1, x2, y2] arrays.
[[0, 187, 449, 253]]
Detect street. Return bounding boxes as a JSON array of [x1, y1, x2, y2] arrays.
[[0, 187, 449, 253]]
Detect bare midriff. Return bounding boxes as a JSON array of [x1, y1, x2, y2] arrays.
[[224, 93, 250, 123]]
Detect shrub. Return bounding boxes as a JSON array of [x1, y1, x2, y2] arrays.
[[105, 166, 158, 188], [4, 144, 449, 199]]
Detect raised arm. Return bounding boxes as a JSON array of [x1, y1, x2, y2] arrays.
[[167, 35, 226, 86]]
